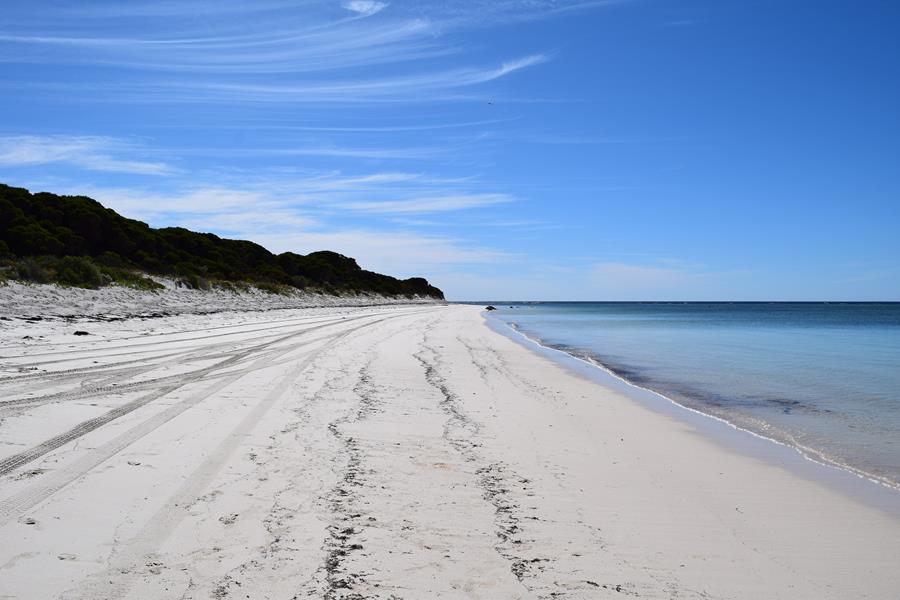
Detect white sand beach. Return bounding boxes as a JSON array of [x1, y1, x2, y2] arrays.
[[1, 303, 898, 599]]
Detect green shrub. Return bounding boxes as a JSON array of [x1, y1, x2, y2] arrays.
[[101, 267, 164, 290], [56, 256, 104, 288], [216, 280, 250, 293], [16, 257, 52, 283], [256, 282, 287, 295]]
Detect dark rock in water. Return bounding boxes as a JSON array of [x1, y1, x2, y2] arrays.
[[73, 330, 90, 336], [485, 305, 497, 311]]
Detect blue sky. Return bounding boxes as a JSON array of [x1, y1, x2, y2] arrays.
[[1, 0, 898, 300]]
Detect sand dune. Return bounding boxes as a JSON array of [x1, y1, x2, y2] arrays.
[[1, 304, 898, 599]]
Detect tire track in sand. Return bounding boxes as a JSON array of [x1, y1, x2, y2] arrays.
[[63, 312, 412, 600], [0, 314, 340, 362], [416, 328, 596, 599], [0, 311, 427, 526], [0, 316, 362, 479]]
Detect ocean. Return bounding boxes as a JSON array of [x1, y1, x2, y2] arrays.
[[484, 302, 900, 490]]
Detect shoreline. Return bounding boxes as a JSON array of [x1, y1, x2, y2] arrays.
[[487, 314, 900, 516], [1, 303, 898, 598]]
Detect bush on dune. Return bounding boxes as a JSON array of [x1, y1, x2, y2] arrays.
[[1, 254, 163, 290], [55, 256, 104, 288]]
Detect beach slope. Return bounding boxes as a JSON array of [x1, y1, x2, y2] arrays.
[[0, 304, 898, 599]]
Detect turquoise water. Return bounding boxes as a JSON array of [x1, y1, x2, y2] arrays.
[[485, 302, 900, 489]]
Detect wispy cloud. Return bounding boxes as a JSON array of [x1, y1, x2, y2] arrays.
[[246, 117, 517, 133], [2, 0, 555, 110], [268, 146, 442, 159], [13, 53, 548, 106], [340, 193, 511, 213], [398, 0, 628, 26], [44, 1, 308, 20], [255, 229, 509, 274], [0, 135, 173, 175], [492, 55, 548, 78], [0, 15, 444, 74], [79, 186, 295, 224], [71, 169, 514, 220], [178, 210, 319, 236], [343, 1, 388, 17], [0, 0, 628, 294], [27, 154, 513, 241], [57, 179, 511, 278], [142, 54, 548, 104]]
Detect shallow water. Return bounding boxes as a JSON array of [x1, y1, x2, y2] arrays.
[[485, 302, 900, 488]]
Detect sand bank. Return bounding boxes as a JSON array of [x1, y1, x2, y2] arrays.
[[0, 304, 898, 599]]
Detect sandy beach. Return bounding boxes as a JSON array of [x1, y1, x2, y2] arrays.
[[1, 303, 899, 599]]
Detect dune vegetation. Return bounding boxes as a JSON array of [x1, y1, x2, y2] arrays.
[[0, 183, 443, 298]]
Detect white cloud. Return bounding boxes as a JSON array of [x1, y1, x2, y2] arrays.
[[267, 118, 513, 133], [37, 176, 513, 282], [339, 193, 511, 213], [50, 1, 306, 19], [83, 187, 280, 220], [343, 1, 388, 17], [1, 15, 440, 74], [73, 186, 318, 238], [489, 54, 548, 80], [389, 0, 626, 27], [3, 0, 550, 105], [178, 210, 319, 236], [70, 169, 515, 222], [0, 135, 172, 175], [168, 54, 548, 103], [254, 229, 508, 275], [270, 146, 440, 159]]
